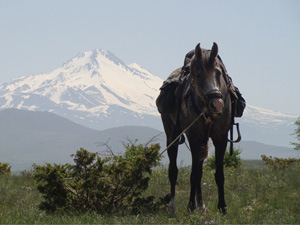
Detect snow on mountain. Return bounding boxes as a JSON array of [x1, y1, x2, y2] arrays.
[[0, 49, 298, 147], [238, 105, 297, 147], [241, 105, 297, 127], [0, 49, 163, 129]]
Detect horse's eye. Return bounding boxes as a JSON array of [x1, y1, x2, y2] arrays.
[[216, 68, 222, 78]]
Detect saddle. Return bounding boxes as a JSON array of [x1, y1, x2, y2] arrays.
[[156, 50, 246, 118]]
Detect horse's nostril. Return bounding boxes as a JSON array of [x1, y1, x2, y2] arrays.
[[210, 101, 215, 108], [210, 98, 224, 113]]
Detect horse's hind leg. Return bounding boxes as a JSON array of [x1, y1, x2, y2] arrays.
[[167, 142, 178, 216], [161, 115, 180, 216]]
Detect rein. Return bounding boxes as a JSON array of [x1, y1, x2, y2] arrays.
[[159, 77, 215, 157], [159, 110, 214, 157], [159, 112, 205, 157]]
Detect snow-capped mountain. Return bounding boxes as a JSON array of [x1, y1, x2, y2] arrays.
[[238, 105, 297, 147], [0, 49, 163, 129], [241, 105, 297, 127], [0, 49, 298, 147]]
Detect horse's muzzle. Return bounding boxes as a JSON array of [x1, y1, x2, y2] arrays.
[[209, 98, 224, 116]]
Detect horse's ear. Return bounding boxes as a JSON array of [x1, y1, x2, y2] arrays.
[[209, 42, 218, 65], [194, 43, 202, 63]]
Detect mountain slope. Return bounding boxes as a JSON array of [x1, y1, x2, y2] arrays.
[[237, 105, 297, 146], [0, 108, 97, 135], [237, 140, 299, 159], [0, 109, 164, 171]]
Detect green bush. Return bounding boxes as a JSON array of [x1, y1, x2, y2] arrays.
[[291, 116, 300, 150], [33, 143, 169, 214], [205, 147, 243, 170], [261, 155, 300, 169], [0, 162, 11, 176]]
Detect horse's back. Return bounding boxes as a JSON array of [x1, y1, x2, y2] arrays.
[[156, 68, 182, 114]]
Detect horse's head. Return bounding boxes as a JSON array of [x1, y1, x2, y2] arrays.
[[190, 42, 225, 117]]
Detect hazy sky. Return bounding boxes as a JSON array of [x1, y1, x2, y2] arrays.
[[0, 0, 299, 115]]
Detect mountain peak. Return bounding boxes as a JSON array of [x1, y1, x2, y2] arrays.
[[0, 48, 163, 126], [65, 49, 128, 71]]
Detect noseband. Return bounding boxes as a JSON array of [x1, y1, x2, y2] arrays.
[[191, 78, 227, 118], [205, 91, 223, 100]]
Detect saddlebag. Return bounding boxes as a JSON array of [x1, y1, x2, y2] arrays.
[[232, 86, 246, 118]]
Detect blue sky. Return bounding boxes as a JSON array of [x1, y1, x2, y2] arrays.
[[0, 0, 299, 115]]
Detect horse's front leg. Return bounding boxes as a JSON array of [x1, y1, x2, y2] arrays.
[[196, 159, 205, 210], [188, 141, 208, 212], [213, 136, 228, 214]]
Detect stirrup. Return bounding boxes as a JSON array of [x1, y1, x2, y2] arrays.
[[228, 123, 241, 143]]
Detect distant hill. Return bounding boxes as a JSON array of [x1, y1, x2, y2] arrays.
[[237, 141, 299, 159], [0, 109, 298, 171], [0, 109, 164, 171]]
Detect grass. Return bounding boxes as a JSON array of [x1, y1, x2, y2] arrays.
[[0, 162, 300, 224]]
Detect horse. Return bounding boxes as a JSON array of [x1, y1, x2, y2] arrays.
[[157, 42, 233, 214]]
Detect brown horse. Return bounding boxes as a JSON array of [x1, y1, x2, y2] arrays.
[[158, 43, 233, 214]]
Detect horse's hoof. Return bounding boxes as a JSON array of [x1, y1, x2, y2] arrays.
[[218, 206, 227, 214], [187, 203, 196, 213], [199, 204, 207, 214], [169, 211, 176, 219], [168, 207, 176, 218], [169, 199, 176, 217]]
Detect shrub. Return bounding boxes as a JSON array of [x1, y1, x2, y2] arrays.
[[0, 162, 11, 176], [261, 155, 300, 169], [205, 147, 243, 170], [291, 116, 300, 150], [33, 143, 169, 213]]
